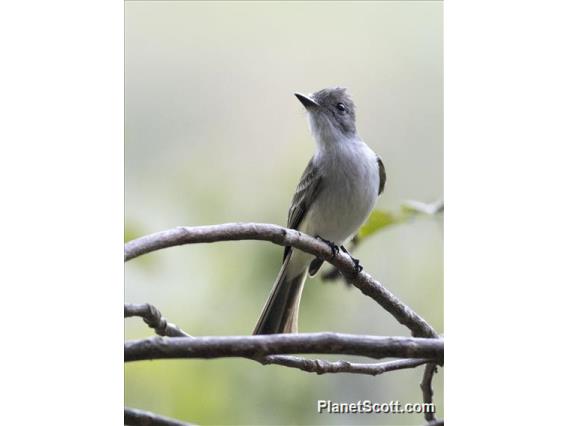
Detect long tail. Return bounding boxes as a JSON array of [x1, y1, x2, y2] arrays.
[[253, 251, 309, 334]]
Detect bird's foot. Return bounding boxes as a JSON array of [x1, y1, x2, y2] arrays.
[[340, 245, 363, 274], [315, 235, 340, 258]]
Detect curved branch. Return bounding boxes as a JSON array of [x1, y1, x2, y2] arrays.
[[125, 407, 194, 426], [124, 223, 443, 421], [260, 355, 433, 376], [124, 223, 437, 338], [125, 333, 443, 363]]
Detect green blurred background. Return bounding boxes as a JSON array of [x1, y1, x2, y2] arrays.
[[125, 1, 443, 425]]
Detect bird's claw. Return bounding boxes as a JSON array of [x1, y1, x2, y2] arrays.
[[340, 245, 363, 274], [316, 236, 340, 258], [352, 258, 363, 273]]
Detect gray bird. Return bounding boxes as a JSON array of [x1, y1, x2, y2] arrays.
[[253, 87, 386, 334]]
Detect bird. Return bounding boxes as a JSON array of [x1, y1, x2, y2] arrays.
[[253, 87, 386, 335]]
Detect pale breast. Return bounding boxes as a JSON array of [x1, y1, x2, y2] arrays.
[[302, 142, 379, 244]]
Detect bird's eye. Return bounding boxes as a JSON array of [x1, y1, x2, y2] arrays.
[[336, 103, 346, 112]]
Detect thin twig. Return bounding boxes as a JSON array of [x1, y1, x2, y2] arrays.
[[259, 355, 433, 376], [125, 333, 443, 363], [125, 303, 191, 338], [124, 223, 437, 338], [124, 407, 194, 426], [421, 363, 439, 422]]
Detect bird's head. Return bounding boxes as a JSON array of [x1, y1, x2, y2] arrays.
[[294, 87, 357, 144]]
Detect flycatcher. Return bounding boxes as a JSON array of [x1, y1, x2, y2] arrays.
[[253, 87, 386, 335]]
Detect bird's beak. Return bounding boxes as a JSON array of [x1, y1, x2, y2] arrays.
[[294, 92, 319, 109]]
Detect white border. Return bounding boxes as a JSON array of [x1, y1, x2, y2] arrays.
[[0, 0, 123, 423], [446, 0, 568, 424], [2, 0, 568, 424]]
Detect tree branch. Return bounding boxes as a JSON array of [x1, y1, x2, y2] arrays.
[[125, 303, 191, 338], [259, 355, 433, 376], [124, 223, 437, 338], [124, 223, 443, 423], [125, 333, 443, 363], [421, 363, 439, 422], [126, 302, 436, 377], [124, 407, 194, 426]]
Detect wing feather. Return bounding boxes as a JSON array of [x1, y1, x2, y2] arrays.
[[377, 156, 386, 196], [283, 157, 323, 260]]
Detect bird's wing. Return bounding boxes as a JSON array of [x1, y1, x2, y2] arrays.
[[283, 157, 323, 260], [377, 156, 386, 196]]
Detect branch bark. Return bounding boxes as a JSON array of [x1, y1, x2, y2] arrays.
[[125, 302, 437, 377], [124, 223, 437, 338], [421, 363, 439, 422], [125, 333, 443, 363], [125, 303, 191, 338], [259, 355, 433, 376], [124, 407, 194, 426]]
